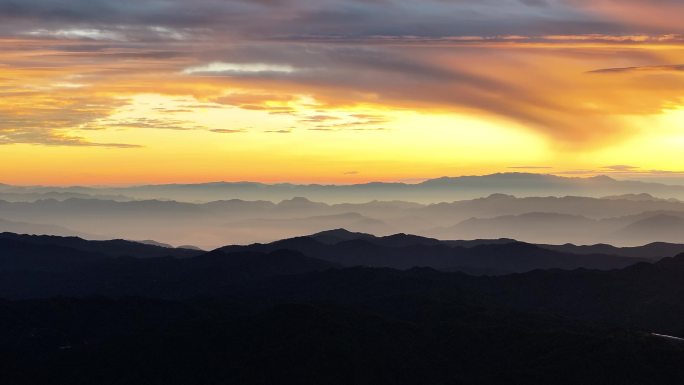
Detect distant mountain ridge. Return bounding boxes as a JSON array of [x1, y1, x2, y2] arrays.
[[538, 241, 684, 259], [4, 173, 684, 203], [5, 191, 684, 247], [0, 217, 89, 238], [429, 210, 684, 245]]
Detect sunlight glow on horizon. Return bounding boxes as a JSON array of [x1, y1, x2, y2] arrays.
[[1, 88, 683, 185]]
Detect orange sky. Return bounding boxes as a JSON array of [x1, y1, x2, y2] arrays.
[[1, 1, 684, 185]]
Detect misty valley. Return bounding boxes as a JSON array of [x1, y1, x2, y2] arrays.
[[4, 174, 684, 249]]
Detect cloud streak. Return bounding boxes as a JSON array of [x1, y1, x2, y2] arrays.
[[589, 64, 684, 74]]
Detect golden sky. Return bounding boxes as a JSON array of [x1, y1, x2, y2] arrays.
[[1, 0, 684, 185]]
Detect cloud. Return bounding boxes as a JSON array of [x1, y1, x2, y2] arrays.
[[298, 115, 340, 123], [0, 85, 139, 147], [0, 0, 680, 44], [89, 117, 206, 131], [171, 41, 684, 146], [589, 64, 684, 74], [519, 0, 549, 6], [211, 92, 299, 113], [27, 28, 125, 41], [0, 0, 642, 40], [309, 112, 390, 131], [603, 165, 639, 171], [183, 62, 298, 75], [210, 128, 247, 134], [566, 0, 684, 34], [4, 31, 683, 148], [0, 129, 141, 148], [2, 1, 684, 150], [264, 129, 293, 134]]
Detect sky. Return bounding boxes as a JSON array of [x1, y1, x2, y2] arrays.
[[1, 0, 684, 185]]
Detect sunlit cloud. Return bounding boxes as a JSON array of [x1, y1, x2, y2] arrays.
[[183, 62, 298, 75], [27, 28, 125, 41]]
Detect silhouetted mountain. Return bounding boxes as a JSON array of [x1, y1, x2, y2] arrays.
[[0, 233, 202, 259], [539, 242, 684, 259], [0, 244, 335, 299], [0, 237, 108, 273], [5, 253, 684, 383], [308, 228, 377, 244], [313, 229, 684, 260], [445, 238, 520, 247], [5, 297, 684, 385], [5, 230, 684, 383], [134, 239, 174, 248], [206, 253, 684, 335], [0, 230, 649, 298], [218, 231, 642, 273], [176, 244, 203, 251]]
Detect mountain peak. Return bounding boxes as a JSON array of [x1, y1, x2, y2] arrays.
[[590, 175, 615, 182], [277, 197, 328, 208], [281, 196, 313, 203], [308, 228, 376, 244], [378, 233, 442, 246], [485, 193, 516, 200]]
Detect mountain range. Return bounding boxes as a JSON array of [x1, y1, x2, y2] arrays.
[[0, 229, 676, 299], [4, 229, 684, 384], [4, 173, 684, 203], [3, 192, 684, 247]]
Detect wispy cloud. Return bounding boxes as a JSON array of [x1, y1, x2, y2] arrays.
[[88, 117, 206, 131], [183, 62, 298, 75], [210, 128, 247, 134], [604, 165, 640, 171], [264, 129, 293, 134], [589, 64, 684, 74]]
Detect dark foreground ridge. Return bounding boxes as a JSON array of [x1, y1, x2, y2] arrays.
[[3, 230, 684, 384]]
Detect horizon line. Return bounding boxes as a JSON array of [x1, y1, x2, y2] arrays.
[[0, 172, 661, 188]]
